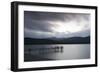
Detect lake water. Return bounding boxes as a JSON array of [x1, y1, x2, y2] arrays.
[[24, 44, 90, 62]]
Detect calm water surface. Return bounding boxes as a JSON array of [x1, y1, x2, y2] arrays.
[[24, 44, 90, 61]]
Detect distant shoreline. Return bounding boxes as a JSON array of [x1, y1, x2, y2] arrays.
[[24, 36, 90, 44], [25, 43, 90, 45]]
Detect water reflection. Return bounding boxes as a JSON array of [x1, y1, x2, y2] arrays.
[[24, 44, 90, 62]]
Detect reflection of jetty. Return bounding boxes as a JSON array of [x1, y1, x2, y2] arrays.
[[27, 46, 63, 55]]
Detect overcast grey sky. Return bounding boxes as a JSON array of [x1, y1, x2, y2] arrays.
[[24, 11, 90, 38]]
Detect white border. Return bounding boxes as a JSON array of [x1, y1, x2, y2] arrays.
[[18, 5, 95, 68]]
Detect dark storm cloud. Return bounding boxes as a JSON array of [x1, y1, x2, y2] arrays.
[[24, 19, 54, 32], [24, 11, 72, 32], [24, 11, 90, 38], [24, 11, 89, 23], [24, 11, 70, 22]]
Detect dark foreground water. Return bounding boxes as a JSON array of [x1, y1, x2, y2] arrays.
[[24, 44, 90, 62]]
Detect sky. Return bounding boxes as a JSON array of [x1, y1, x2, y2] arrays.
[[24, 11, 90, 39]]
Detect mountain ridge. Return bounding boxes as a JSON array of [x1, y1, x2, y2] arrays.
[[24, 36, 90, 44]]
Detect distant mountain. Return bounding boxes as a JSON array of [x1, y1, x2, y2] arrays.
[[24, 36, 90, 44]]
